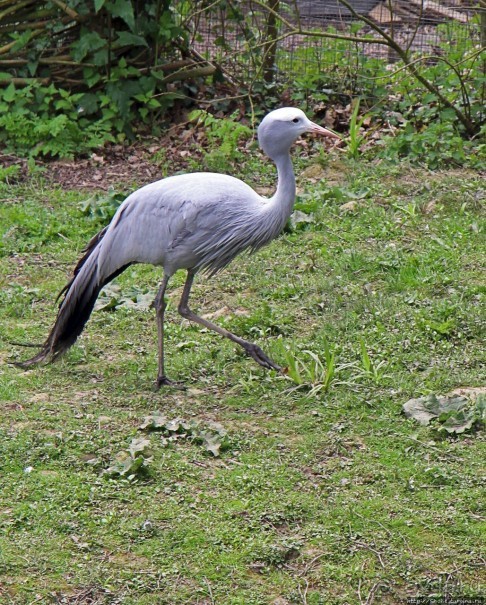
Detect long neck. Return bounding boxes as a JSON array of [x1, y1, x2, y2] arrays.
[[247, 151, 296, 253], [272, 152, 296, 216]]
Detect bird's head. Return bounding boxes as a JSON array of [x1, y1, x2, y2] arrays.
[[258, 107, 340, 160]]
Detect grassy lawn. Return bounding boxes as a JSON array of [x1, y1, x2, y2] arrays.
[[0, 157, 484, 604]]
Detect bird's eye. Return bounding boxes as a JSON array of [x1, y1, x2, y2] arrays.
[[292, 117, 300, 123]]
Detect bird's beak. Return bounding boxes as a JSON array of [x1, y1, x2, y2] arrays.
[[307, 121, 341, 140]]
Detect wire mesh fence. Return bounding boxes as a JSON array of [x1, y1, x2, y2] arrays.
[[177, 0, 485, 99]]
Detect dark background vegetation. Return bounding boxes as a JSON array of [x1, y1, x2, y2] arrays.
[[0, 0, 484, 168]]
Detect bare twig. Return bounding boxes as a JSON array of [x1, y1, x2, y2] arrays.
[[297, 578, 309, 605], [203, 577, 215, 605], [365, 581, 380, 605], [49, 0, 80, 21], [354, 541, 385, 569]]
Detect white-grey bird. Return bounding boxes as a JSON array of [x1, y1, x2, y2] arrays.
[[16, 107, 339, 388]]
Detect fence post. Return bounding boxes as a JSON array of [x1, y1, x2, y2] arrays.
[[263, 0, 280, 83]]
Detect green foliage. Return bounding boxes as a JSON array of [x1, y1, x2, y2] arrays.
[[282, 337, 390, 397], [0, 164, 21, 183], [105, 437, 153, 480], [345, 98, 367, 160], [279, 25, 388, 104], [0, 1, 189, 157], [282, 341, 344, 396], [277, 22, 484, 168], [0, 82, 115, 158], [79, 187, 126, 222], [188, 109, 252, 172], [379, 118, 485, 170], [140, 412, 229, 457], [373, 21, 485, 167], [94, 284, 156, 312], [358, 337, 389, 383]]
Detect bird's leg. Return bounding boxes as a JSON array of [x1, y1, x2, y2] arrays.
[[178, 270, 282, 373], [153, 274, 185, 390]]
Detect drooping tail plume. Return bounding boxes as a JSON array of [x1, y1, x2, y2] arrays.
[[15, 227, 130, 368]]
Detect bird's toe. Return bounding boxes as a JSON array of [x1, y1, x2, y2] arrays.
[[154, 376, 187, 391], [245, 343, 282, 372]]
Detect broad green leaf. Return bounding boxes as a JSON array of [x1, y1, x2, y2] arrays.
[[290, 210, 315, 230], [3, 83, 16, 103], [115, 32, 148, 48], [71, 31, 106, 62], [11, 31, 34, 53], [403, 393, 483, 434], [438, 410, 475, 434], [403, 394, 467, 425], [105, 452, 144, 477], [107, 0, 136, 31], [140, 413, 228, 456], [94, 0, 107, 12]]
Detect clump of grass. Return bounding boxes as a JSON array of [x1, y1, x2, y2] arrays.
[[345, 98, 367, 159], [357, 337, 389, 383], [282, 340, 357, 396]]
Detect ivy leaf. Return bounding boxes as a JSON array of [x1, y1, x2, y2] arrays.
[[403, 394, 468, 425], [105, 451, 145, 478], [476, 394, 486, 421], [140, 413, 229, 457], [104, 437, 152, 480], [290, 210, 315, 230], [438, 410, 475, 434], [198, 429, 225, 457], [118, 291, 154, 311], [165, 417, 192, 432], [403, 394, 442, 425], [107, 0, 136, 31], [205, 441, 222, 457], [140, 411, 168, 430]]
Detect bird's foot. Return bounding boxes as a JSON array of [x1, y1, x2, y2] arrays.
[[244, 343, 282, 372], [154, 376, 186, 391]]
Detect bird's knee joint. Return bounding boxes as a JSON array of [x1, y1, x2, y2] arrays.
[[178, 303, 191, 318]]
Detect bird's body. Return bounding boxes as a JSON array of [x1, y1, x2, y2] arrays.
[[16, 108, 339, 386], [97, 170, 290, 278]]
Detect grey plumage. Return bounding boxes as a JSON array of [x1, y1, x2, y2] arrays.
[[16, 107, 339, 387]]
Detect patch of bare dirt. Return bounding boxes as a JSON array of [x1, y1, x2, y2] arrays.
[[0, 121, 205, 191], [45, 145, 163, 190], [1, 147, 161, 190]]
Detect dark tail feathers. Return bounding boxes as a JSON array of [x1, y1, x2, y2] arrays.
[[16, 227, 130, 368]]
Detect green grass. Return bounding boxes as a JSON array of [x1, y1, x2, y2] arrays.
[[0, 159, 484, 604]]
